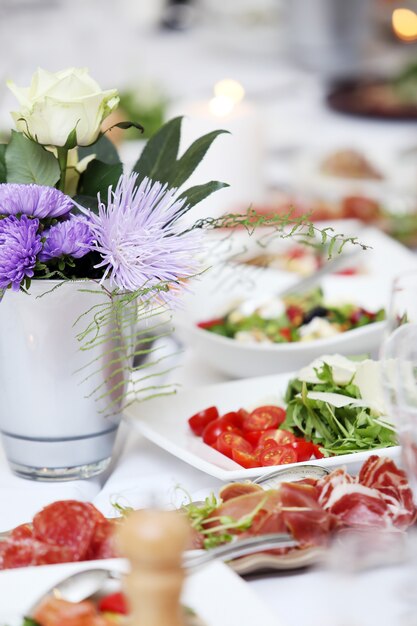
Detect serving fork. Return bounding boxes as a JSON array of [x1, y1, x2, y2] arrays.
[[26, 532, 298, 612]]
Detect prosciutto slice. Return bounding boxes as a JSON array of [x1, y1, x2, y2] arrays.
[[279, 482, 333, 545], [358, 456, 416, 529]]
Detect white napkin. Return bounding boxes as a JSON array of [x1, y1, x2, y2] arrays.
[[93, 422, 222, 519]]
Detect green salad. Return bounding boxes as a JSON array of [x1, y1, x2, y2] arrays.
[[282, 355, 397, 456], [197, 289, 385, 344]]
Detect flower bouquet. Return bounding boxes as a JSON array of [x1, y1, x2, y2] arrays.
[[0, 68, 364, 482]]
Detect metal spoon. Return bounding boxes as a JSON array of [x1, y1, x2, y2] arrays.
[[253, 464, 330, 488]]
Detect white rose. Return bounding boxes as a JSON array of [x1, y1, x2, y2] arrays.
[[7, 67, 119, 147]]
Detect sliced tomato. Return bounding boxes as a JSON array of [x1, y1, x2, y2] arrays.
[[312, 443, 325, 459], [258, 429, 295, 446], [291, 439, 315, 462], [188, 406, 219, 436], [197, 317, 225, 329], [216, 432, 252, 458], [202, 418, 242, 446], [244, 429, 268, 447], [279, 327, 292, 342], [98, 592, 129, 615], [237, 408, 250, 420], [243, 406, 286, 431], [286, 304, 303, 323], [232, 448, 259, 468], [260, 445, 297, 466], [221, 411, 244, 428]]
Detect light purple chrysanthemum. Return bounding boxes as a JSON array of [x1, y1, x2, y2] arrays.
[[0, 183, 73, 218], [78, 173, 201, 299], [0, 215, 42, 291], [40, 215, 94, 261]]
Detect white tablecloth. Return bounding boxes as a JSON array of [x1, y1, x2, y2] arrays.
[[1, 22, 417, 625]]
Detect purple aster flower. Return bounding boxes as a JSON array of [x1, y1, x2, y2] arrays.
[[0, 183, 73, 218], [40, 216, 94, 261], [77, 172, 201, 300], [0, 215, 42, 291]]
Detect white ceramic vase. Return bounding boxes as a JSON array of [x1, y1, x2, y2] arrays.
[[0, 280, 136, 481]]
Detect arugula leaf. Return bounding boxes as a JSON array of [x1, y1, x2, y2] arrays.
[[281, 362, 398, 455]]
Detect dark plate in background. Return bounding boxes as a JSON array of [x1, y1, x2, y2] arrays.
[[327, 78, 417, 120]]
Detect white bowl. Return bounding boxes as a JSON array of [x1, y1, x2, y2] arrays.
[[174, 266, 386, 378]]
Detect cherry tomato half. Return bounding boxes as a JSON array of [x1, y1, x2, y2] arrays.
[[202, 418, 242, 446], [291, 439, 315, 462], [232, 448, 259, 469], [260, 445, 297, 466], [221, 411, 243, 428], [258, 429, 295, 447], [243, 406, 286, 431], [188, 406, 219, 436], [216, 432, 252, 458], [197, 317, 225, 330], [244, 429, 268, 447], [98, 592, 129, 615]]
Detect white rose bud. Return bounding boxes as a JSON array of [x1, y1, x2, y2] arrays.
[[7, 67, 119, 147]]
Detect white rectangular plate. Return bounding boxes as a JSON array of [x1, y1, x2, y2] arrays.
[[0, 558, 280, 626], [124, 371, 400, 481]]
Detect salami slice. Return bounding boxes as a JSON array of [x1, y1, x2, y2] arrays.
[[1, 539, 36, 569], [10, 523, 34, 540], [87, 519, 117, 560], [1, 538, 78, 570], [33, 501, 97, 560]]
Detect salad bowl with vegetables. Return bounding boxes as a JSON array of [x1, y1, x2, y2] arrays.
[[174, 266, 386, 377]]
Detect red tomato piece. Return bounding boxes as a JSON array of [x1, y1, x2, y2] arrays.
[[260, 445, 297, 466], [216, 432, 252, 458], [237, 408, 250, 421], [258, 429, 295, 446], [221, 411, 243, 428], [279, 327, 292, 342], [232, 448, 259, 469], [312, 443, 325, 459], [286, 305, 304, 325], [244, 429, 268, 447], [202, 418, 242, 446], [98, 592, 129, 615], [188, 406, 219, 436], [291, 439, 315, 462], [243, 406, 286, 431], [197, 318, 224, 329]]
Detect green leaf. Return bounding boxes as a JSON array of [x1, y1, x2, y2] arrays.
[[0, 143, 7, 183], [105, 120, 144, 134], [132, 116, 182, 185], [80, 159, 123, 199], [23, 617, 40, 626], [5, 131, 60, 186], [179, 181, 229, 210], [72, 194, 99, 213], [64, 126, 78, 149], [78, 134, 121, 165], [168, 130, 229, 188]]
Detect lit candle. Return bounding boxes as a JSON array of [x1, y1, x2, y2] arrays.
[[168, 79, 265, 221], [392, 8, 417, 42]]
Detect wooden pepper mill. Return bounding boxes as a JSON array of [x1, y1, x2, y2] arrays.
[[116, 509, 191, 626]]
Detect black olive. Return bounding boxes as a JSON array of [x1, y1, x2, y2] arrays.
[[303, 306, 329, 324]]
